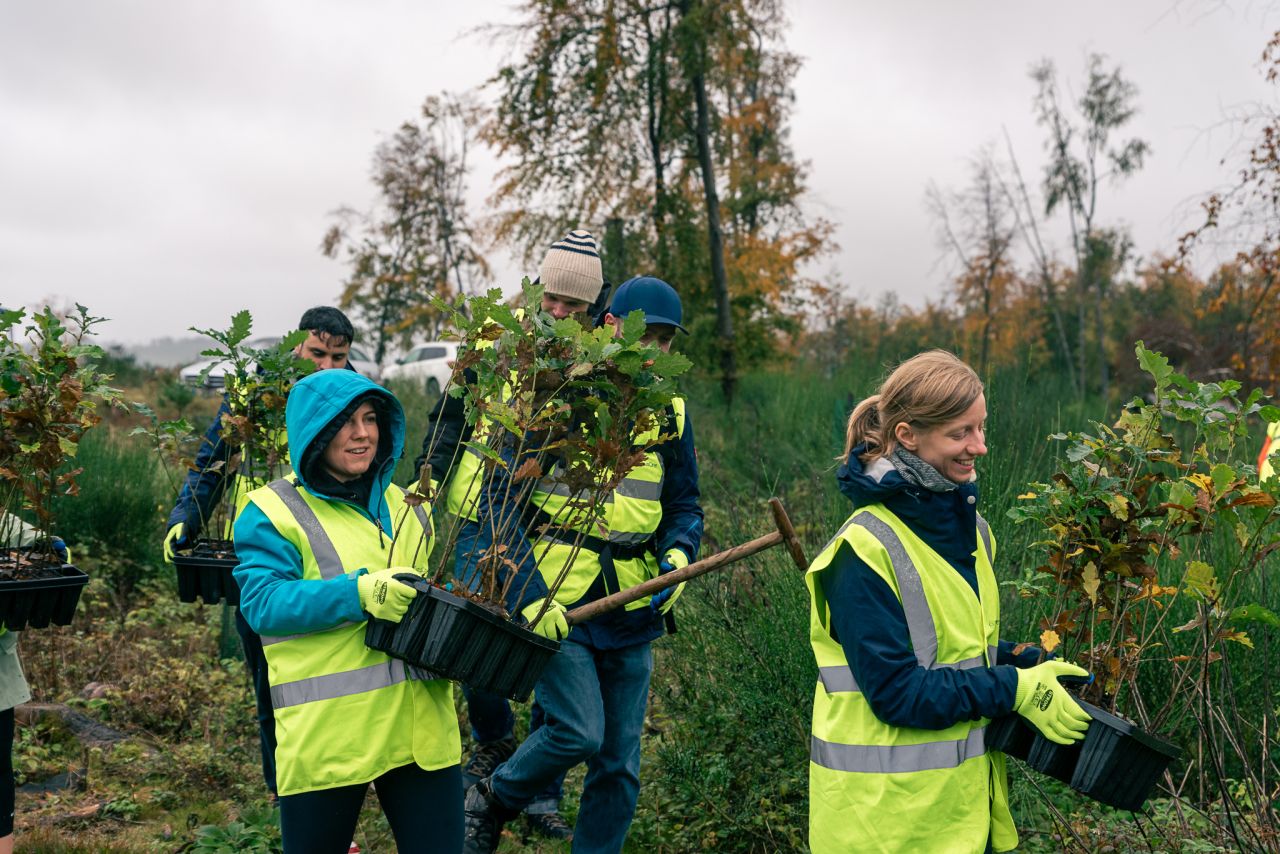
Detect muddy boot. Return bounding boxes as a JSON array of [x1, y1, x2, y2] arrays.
[[525, 810, 574, 841], [463, 777, 519, 854], [461, 735, 517, 790]]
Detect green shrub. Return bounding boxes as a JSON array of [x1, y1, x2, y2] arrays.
[[48, 428, 169, 608], [637, 543, 813, 851]]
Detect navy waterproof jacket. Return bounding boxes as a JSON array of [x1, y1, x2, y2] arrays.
[[822, 448, 1041, 729]]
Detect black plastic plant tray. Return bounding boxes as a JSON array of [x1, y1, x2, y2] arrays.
[[1070, 700, 1181, 811], [174, 539, 239, 607], [365, 576, 559, 702], [0, 564, 89, 630], [985, 713, 1036, 762], [1026, 730, 1083, 784]]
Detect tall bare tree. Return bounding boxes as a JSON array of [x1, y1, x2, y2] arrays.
[[927, 147, 1018, 375], [1032, 54, 1149, 399], [479, 0, 832, 403], [323, 93, 490, 362]]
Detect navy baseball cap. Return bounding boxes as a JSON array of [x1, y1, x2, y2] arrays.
[[608, 276, 687, 333]]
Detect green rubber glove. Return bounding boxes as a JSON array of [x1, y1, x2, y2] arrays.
[[650, 548, 689, 614], [1014, 660, 1093, 745], [358, 569, 420, 623], [162, 523, 186, 564], [521, 598, 569, 641]]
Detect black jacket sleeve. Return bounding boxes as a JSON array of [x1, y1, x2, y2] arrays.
[[166, 395, 235, 540], [409, 368, 475, 487]]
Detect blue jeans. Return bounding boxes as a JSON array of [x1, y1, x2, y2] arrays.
[[456, 519, 562, 808], [490, 636, 653, 854]]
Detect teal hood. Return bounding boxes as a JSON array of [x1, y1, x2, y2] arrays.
[[284, 370, 404, 509]]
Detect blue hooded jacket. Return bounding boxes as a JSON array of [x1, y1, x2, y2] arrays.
[[167, 362, 359, 542], [822, 448, 1039, 729], [233, 370, 404, 637]]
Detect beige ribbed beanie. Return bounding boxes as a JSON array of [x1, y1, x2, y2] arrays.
[[539, 229, 603, 304]]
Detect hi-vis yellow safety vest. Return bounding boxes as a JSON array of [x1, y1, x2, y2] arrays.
[[443, 310, 524, 523], [443, 419, 488, 522], [526, 398, 686, 610], [805, 504, 1017, 854], [244, 477, 460, 797], [1259, 419, 1280, 481]]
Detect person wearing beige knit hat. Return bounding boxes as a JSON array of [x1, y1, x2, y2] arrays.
[[407, 226, 605, 843], [537, 228, 604, 319]]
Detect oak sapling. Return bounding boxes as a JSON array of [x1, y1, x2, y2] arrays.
[[0, 305, 119, 575]]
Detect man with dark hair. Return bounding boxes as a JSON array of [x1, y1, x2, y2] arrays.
[[161, 304, 357, 801], [295, 306, 355, 356]]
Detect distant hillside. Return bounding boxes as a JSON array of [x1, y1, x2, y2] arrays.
[[119, 336, 210, 368]]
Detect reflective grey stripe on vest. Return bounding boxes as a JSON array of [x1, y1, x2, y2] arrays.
[[818, 653, 988, 694], [534, 478, 615, 503], [267, 479, 345, 580], [852, 513, 938, 666], [537, 527, 655, 549], [976, 514, 992, 564], [810, 727, 986, 774], [271, 658, 414, 709], [614, 477, 663, 501]]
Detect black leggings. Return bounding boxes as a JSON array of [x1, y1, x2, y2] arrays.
[[278, 762, 461, 854], [1, 706, 13, 837]]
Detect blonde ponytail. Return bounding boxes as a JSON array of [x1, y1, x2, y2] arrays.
[[838, 350, 983, 465]]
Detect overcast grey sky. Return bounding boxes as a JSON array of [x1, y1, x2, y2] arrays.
[[2, 1, 1276, 348]]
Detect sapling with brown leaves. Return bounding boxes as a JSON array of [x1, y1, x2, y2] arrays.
[[0, 305, 119, 572], [408, 279, 691, 620]]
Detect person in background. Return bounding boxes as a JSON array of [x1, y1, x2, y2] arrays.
[[232, 368, 461, 852], [412, 229, 606, 840], [805, 350, 1091, 853], [0, 517, 69, 854], [462, 276, 704, 854], [1258, 418, 1279, 481], [161, 305, 356, 802]]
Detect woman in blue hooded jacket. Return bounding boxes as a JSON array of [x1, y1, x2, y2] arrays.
[[805, 350, 1092, 854], [233, 369, 461, 853]]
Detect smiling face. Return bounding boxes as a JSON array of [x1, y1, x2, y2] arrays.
[[894, 393, 988, 484], [321, 400, 379, 482]]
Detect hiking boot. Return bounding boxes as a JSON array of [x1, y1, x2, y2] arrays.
[[461, 735, 518, 789], [463, 777, 519, 854], [525, 810, 574, 841]]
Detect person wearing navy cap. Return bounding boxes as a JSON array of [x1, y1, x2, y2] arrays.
[[463, 275, 704, 854]]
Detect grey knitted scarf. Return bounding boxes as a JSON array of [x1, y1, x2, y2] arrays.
[[888, 448, 962, 493]]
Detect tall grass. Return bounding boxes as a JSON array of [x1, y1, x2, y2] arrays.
[[639, 358, 1280, 851]]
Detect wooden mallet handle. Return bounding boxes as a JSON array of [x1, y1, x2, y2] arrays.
[[564, 497, 808, 625]]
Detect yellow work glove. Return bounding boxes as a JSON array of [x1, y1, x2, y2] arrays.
[[650, 549, 689, 614], [162, 523, 186, 564], [358, 568, 420, 623], [521, 598, 569, 641], [1014, 660, 1093, 745]]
